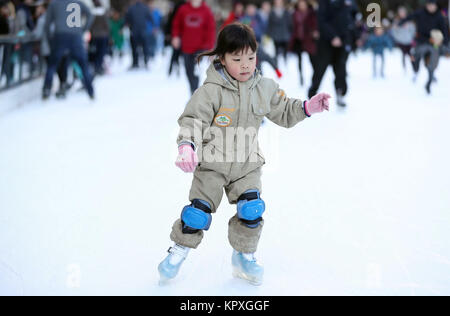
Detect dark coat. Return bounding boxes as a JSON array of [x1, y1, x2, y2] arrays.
[[125, 1, 153, 37], [317, 0, 359, 45], [400, 8, 449, 46], [267, 9, 292, 43], [0, 15, 10, 35], [290, 8, 318, 55]]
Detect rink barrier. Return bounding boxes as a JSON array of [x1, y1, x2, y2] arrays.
[[0, 35, 45, 93]]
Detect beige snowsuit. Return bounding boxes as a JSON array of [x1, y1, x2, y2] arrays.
[[170, 62, 308, 253]]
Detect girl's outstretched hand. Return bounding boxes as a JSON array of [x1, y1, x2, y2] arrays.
[[305, 93, 331, 116], [175, 144, 198, 173]]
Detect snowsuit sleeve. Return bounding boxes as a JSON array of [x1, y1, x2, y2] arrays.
[[265, 80, 308, 128], [177, 85, 218, 149]]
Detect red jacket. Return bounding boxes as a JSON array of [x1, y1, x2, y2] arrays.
[[222, 11, 242, 29], [172, 2, 216, 54]]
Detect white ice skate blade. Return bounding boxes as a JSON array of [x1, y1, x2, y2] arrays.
[[232, 267, 263, 286]]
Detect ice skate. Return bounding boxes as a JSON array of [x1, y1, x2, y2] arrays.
[[55, 83, 69, 99], [336, 93, 347, 107], [158, 243, 190, 284], [231, 250, 264, 286], [42, 88, 51, 100]]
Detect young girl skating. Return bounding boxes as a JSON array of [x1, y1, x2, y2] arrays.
[[158, 23, 330, 286]]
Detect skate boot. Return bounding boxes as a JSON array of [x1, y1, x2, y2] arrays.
[[425, 81, 432, 95], [158, 243, 190, 284], [42, 88, 51, 100], [232, 250, 264, 286], [55, 83, 68, 99], [336, 92, 347, 107]]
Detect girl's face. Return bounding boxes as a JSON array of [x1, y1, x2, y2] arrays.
[[221, 48, 257, 82]]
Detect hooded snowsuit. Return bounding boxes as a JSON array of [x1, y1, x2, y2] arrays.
[[170, 62, 309, 253]]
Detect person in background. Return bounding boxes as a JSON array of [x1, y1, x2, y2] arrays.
[[222, 1, 244, 28], [90, 0, 110, 75], [0, 0, 14, 85], [43, 0, 95, 100], [258, 1, 271, 30], [146, 0, 162, 60], [267, 0, 292, 65], [390, 6, 416, 73], [165, 0, 185, 77], [109, 9, 125, 59], [308, 0, 360, 107], [363, 26, 393, 78], [15, 0, 35, 34], [290, 0, 318, 86], [33, 2, 70, 98], [240, 3, 281, 78], [0, 1, 12, 35], [399, 0, 449, 94], [171, 0, 216, 94], [125, 0, 154, 69]]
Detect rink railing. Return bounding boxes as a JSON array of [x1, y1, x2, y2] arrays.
[[0, 35, 45, 93]]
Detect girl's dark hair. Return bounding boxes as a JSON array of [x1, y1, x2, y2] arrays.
[[196, 23, 258, 63]]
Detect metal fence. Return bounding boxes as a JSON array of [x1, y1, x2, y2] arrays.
[[0, 35, 45, 93]]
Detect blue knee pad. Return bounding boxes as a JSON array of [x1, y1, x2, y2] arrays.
[[237, 189, 265, 228], [181, 199, 212, 233]]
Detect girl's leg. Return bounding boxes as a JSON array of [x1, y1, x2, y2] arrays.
[[225, 167, 263, 254], [170, 168, 227, 249]]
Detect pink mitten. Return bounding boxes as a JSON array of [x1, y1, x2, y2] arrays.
[[305, 93, 331, 116], [175, 144, 198, 173]]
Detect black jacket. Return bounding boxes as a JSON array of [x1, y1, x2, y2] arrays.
[[401, 8, 449, 46], [318, 0, 359, 45], [0, 15, 9, 35]]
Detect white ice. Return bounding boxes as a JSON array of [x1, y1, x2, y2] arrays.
[[0, 49, 449, 295]]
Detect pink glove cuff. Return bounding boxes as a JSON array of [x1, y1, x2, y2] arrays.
[[178, 144, 194, 153], [304, 100, 312, 117]]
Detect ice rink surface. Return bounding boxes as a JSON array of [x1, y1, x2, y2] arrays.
[[0, 50, 449, 295]]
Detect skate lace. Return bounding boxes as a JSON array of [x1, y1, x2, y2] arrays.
[[168, 244, 189, 259]]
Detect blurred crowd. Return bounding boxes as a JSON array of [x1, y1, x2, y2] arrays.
[[0, 0, 449, 100]]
